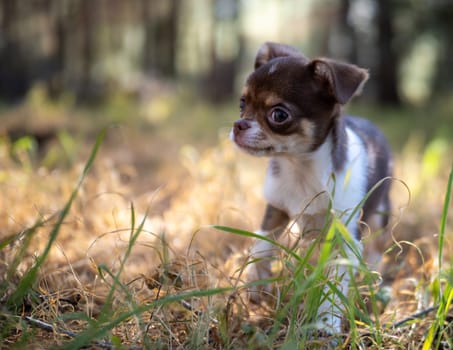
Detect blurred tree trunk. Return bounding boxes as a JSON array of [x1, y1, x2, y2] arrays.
[[204, 0, 242, 103], [47, 1, 68, 99], [142, 0, 180, 77], [338, 0, 358, 63], [78, 0, 97, 102], [431, 4, 453, 95], [375, 0, 401, 105], [0, 0, 29, 101]]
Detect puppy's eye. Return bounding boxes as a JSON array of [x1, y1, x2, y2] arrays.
[[270, 108, 289, 124], [239, 97, 246, 112]]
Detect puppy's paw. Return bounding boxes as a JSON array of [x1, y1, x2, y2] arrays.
[[307, 329, 345, 349], [317, 315, 343, 336], [317, 305, 344, 335], [303, 316, 345, 349], [243, 261, 273, 304]]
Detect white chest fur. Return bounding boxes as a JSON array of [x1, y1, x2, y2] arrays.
[[263, 128, 368, 230]]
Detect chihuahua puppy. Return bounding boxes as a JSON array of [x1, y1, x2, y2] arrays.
[[230, 42, 392, 333]]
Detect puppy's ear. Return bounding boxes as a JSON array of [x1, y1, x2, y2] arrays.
[[310, 59, 369, 105], [255, 42, 308, 69]]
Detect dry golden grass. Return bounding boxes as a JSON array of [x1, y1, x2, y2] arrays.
[[0, 103, 452, 348]]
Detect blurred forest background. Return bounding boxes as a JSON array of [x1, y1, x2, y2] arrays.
[[2, 0, 453, 107]]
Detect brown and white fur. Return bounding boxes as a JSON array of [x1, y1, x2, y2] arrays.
[[230, 42, 392, 333]]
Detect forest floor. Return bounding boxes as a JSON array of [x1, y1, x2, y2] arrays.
[[0, 88, 452, 349]]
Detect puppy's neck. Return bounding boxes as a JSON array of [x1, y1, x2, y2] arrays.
[[272, 136, 334, 188]]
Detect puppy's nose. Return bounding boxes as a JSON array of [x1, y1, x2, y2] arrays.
[[233, 119, 251, 135]]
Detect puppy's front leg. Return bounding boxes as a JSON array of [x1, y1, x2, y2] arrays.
[[246, 204, 289, 301], [318, 229, 362, 333], [318, 258, 354, 333]]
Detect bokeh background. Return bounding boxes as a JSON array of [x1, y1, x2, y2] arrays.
[[2, 0, 453, 105], [0, 1, 452, 347]]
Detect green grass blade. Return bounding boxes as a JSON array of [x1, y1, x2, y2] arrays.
[[438, 164, 453, 273], [212, 225, 301, 261], [423, 163, 453, 350], [5, 222, 41, 281], [99, 203, 148, 318], [0, 232, 26, 251], [8, 129, 107, 307]]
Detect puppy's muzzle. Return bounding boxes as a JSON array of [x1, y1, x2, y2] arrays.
[[233, 119, 251, 136]]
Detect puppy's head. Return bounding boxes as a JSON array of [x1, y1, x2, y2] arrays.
[[231, 42, 368, 157]]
